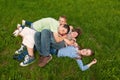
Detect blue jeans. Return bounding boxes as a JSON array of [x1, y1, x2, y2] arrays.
[[34, 29, 65, 56], [34, 32, 41, 55]]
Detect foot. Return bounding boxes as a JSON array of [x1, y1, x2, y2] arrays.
[[20, 55, 35, 67], [13, 24, 23, 37], [17, 24, 21, 29], [38, 54, 52, 67], [13, 50, 28, 61], [15, 45, 26, 54]]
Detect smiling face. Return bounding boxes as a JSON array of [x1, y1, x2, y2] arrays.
[[58, 25, 68, 36], [80, 49, 92, 56], [70, 31, 78, 38]]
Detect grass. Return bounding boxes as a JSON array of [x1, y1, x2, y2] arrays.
[[0, 0, 120, 80]]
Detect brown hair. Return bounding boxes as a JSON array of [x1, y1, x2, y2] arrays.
[[63, 24, 70, 34], [72, 27, 82, 38], [90, 49, 95, 56]]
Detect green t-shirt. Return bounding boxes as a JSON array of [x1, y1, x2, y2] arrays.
[[32, 17, 59, 32]]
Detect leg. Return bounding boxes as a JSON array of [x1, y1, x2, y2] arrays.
[[15, 44, 26, 54], [20, 46, 35, 67], [14, 27, 35, 54], [34, 32, 41, 55], [27, 47, 34, 57], [34, 29, 52, 67], [40, 29, 51, 56]]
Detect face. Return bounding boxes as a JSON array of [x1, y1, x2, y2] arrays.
[[70, 32, 78, 38], [58, 17, 67, 25], [58, 25, 68, 36], [80, 49, 91, 56]]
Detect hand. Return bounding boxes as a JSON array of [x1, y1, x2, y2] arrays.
[[73, 42, 78, 47], [87, 58, 97, 67], [91, 59, 97, 64], [13, 29, 20, 37]]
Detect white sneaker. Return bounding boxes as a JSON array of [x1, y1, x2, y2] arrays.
[[15, 45, 26, 54], [20, 55, 35, 67], [17, 24, 21, 29], [22, 20, 26, 26]]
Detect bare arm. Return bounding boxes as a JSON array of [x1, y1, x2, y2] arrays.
[[87, 59, 97, 67], [76, 58, 97, 71]]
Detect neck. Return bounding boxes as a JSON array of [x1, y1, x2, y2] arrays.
[[78, 50, 83, 57]]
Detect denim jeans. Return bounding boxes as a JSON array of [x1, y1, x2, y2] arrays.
[[34, 32, 41, 55], [34, 29, 65, 56]]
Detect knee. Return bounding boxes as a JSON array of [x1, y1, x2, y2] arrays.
[[41, 29, 50, 34], [34, 32, 41, 41]]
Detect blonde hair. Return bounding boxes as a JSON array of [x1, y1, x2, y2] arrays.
[[60, 15, 67, 21]]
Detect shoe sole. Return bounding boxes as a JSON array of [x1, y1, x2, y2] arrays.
[[20, 59, 36, 67], [47, 54, 52, 63], [38, 54, 52, 67]]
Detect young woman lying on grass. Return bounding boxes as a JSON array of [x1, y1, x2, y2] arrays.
[[57, 46, 97, 71]]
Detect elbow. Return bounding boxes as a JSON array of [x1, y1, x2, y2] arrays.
[[80, 68, 86, 71]]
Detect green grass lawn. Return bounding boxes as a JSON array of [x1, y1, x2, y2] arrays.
[[0, 0, 120, 80]]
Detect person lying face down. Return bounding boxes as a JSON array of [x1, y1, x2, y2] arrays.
[[13, 15, 67, 37]]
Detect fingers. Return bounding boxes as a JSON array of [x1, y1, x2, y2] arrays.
[[93, 59, 97, 63]]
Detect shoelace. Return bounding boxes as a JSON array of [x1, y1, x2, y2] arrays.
[[24, 55, 30, 63], [18, 45, 25, 52], [18, 47, 24, 52]]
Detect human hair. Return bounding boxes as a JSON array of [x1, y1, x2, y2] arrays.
[[90, 49, 95, 56], [77, 46, 82, 50], [88, 48, 95, 56], [63, 24, 70, 34], [60, 15, 67, 21], [72, 27, 82, 38]]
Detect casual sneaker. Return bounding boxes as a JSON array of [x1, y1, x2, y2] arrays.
[[22, 20, 26, 26], [13, 50, 28, 61], [15, 44, 26, 54], [38, 54, 52, 67], [17, 24, 21, 29], [20, 55, 35, 67]]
